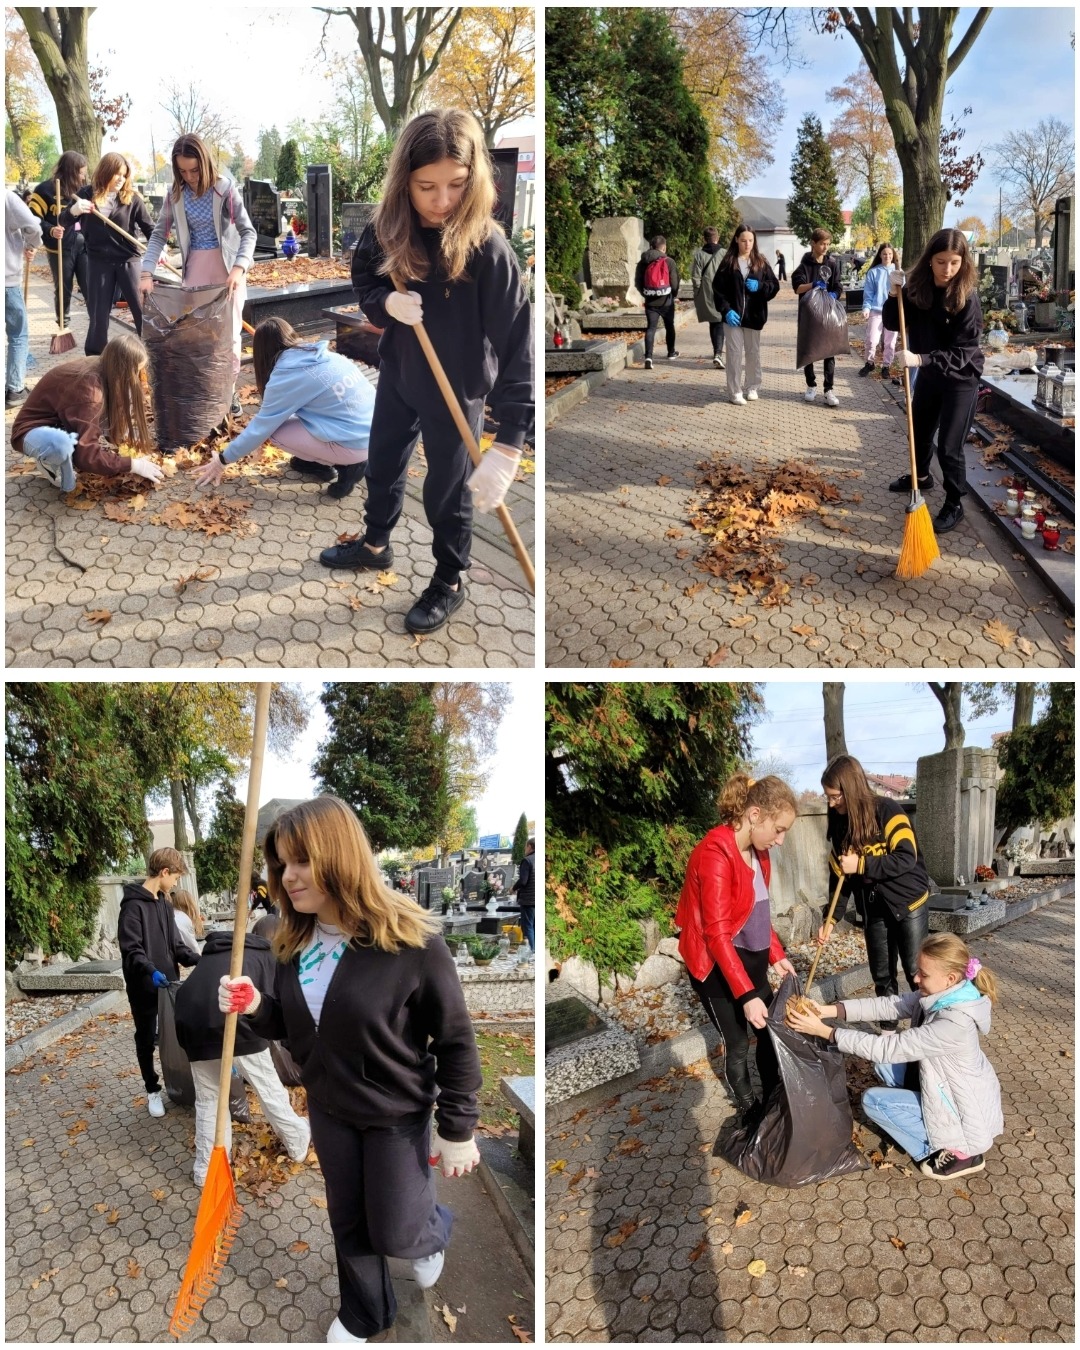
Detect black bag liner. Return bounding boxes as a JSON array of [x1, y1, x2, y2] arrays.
[[143, 283, 234, 449], [796, 287, 850, 368], [158, 982, 251, 1121]]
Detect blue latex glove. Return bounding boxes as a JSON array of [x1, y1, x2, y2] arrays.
[[152, 971, 169, 989], [745, 278, 760, 293], [725, 309, 741, 327], [812, 279, 829, 291]]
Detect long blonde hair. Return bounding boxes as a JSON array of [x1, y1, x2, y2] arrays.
[[97, 334, 153, 453], [170, 889, 204, 939], [374, 109, 495, 285], [264, 796, 440, 961], [921, 932, 998, 1004]]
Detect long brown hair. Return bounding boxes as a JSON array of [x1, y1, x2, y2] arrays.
[[264, 796, 440, 962], [374, 108, 495, 285], [717, 772, 798, 827], [921, 933, 998, 1004], [51, 151, 88, 200], [91, 153, 136, 206], [905, 228, 977, 314], [821, 754, 881, 851], [169, 134, 217, 200], [170, 889, 204, 939], [869, 241, 897, 269], [252, 317, 311, 395], [97, 334, 153, 453], [720, 224, 767, 275]]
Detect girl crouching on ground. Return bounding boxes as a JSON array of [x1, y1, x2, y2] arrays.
[[218, 796, 482, 1344], [675, 774, 798, 1128], [194, 318, 373, 499], [788, 932, 1003, 1180]]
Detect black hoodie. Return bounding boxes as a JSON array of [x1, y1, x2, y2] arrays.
[[634, 249, 681, 310], [174, 931, 277, 1061], [117, 882, 200, 1010]]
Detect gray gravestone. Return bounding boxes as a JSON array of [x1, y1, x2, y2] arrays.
[[416, 868, 454, 910], [1053, 195, 1074, 293], [587, 217, 647, 306], [341, 203, 376, 264], [462, 872, 485, 903], [244, 178, 281, 252], [305, 164, 333, 258]]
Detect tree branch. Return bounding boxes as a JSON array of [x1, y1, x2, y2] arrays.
[[946, 6, 993, 77]]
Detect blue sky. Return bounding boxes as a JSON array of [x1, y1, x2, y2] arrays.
[[737, 6, 1075, 233], [750, 681, 1034, 791]]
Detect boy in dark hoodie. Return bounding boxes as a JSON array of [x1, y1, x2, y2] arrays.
[[691, 227, 726, 369], [117, 848, 201, 1119], [174, 925, 310, 1186], [792, 228, 844, 406], [634, 235, 680, 369]]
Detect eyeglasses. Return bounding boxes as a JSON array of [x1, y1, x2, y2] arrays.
[[824, 791, 844, 806]]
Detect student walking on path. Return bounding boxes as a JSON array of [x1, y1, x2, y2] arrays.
[[859, 241, 899, 377], [775, 249, 787, 281], [691, 227, 726, 369], [635, 234, 680, 369], [713, 224, 780, 405], [792, 228, 844, 406]]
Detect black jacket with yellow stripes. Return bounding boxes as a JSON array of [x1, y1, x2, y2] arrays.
[[825, 796, 930, 923]]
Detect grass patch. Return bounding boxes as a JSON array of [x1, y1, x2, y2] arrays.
[[475, 1028, 534, 1134]]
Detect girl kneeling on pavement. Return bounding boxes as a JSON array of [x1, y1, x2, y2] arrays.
[[194, 318, 372, 500], [676, 774, 798, 1129], [787, 933, 1002, 1180], [10, 333, 164, 488], [319, 108, 534, 635], [714, 223, 780, 405], [882, 228, 984, 535], [859, 241, 899, 378], [219, 796, 483, 1345]]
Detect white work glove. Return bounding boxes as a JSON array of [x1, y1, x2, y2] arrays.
[[429, 1131, 480, 1178], [129, 457, 164, 483], [898, 348, 922, 369], [218, 975, 261, 1016], [385, 289, 423, 325], [467, 444, 521, 512], [68, 196, 93, 217], [889, 269, 906, 293]]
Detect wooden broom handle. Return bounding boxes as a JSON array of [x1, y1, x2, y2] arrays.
[[212, 683, 271, 1150], [896, 287, 919, 486], [54, 179, 64, 326], [803, 872, 846, 995], [390, 275, 536, 594]]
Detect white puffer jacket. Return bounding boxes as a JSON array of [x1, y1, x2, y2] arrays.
[[834, 985, 1003, 1156]]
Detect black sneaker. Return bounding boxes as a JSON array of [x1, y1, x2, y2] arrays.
[[733, 1097, 764, 1131], [319, 539, 393, 570], [326, 460, 366, 499], [858, 360, 875, 377], [935, 500, 964, 533], [920, 1149, 985, 1180], [667, 350, 680, 359], [405, 578, 466, 634], [643, 357, 653, 370], [291, 456, 337, 482], [5, 387, 29, 408], [888, 472, 934, 493]]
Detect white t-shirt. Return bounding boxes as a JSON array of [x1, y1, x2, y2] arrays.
[[738, 256, 750, 277], [298, 921, 348, 1026], [172, 908, 201, 952]]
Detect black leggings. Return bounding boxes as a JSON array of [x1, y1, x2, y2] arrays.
[[130, 1002, 160, 1094], [688, 949, 778, 1104], [864, 899, 929, 997], [910, 368, 978, 504], [84, 255, 142, 356]]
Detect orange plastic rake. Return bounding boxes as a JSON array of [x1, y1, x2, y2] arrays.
[[169, 682, 270, 1338]]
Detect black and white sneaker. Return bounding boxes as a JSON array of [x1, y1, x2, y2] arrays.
[[713, 355, 725, 369], [643, 357, 653, 370], [667, 350, 680, 359], [920, 1149, 985, 1180], [405, 579, 466, 635]]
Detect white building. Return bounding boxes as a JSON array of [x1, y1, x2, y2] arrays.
[[732, 196, 801, 284]]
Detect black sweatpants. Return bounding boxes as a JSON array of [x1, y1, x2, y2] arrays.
[[129, 1000, 161, 1094], [707, 321, 726, 358], [688, 948, 778, 1105], [46, 238, 88, 326], [309, 1102, 451, 1339], [910, 368, 978, 504], [85, 255, 142, 356], [644, 303, 676, 360], [803, 357, 835, 391], [363, 372, 479, 587], [864, 899, 929, 998]]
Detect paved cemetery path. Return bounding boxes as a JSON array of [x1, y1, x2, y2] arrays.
[[546, 899, 1075, 1342], [6, 268, 534, 669], [5, 999, 533, 1343], [546, 290, 1070, 669]]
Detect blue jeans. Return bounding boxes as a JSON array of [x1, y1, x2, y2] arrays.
[[6, 284, 29, 393], [519, 906, 535, 952], [861, 1060, 931, 1161]]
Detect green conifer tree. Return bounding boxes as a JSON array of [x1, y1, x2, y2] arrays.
[[511, 812, 529, 864], [276, 139, 303, 193], [787, 113, 845, 246]]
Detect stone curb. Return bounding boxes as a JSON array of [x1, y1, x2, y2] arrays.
[[4, 988, 128, 1070], [477, 1140, 535, 1279], [548, 883, 1072, 1122]]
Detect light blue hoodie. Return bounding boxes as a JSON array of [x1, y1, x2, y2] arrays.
[[221, 342, 374, 464], [862, 264, 893, 313]]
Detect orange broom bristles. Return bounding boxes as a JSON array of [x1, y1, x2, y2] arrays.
[[168, 1147, 244, 1337], [896, 498, 940, 579]]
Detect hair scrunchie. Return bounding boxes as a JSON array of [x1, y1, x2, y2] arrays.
[[965, 957, 982, 980]]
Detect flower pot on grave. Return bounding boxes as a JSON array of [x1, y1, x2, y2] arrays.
[[474, 958, 493, 967]]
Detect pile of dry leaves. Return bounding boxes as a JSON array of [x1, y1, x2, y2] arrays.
[[245, 257, 350, 288]]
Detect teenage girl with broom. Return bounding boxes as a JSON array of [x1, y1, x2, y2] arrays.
[[62, 153, 154, 355], [675, 774, 799, 1129], [28, 151, 89, 332], [883, 228, 984, 536], [218, 796, 482, 1344], [318, 108, 534, 636]]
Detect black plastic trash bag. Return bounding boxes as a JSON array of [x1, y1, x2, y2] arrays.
[[715, 973, 867, 1188], [142, 284, 234, 449], [269, 1039, 304, 1089], [157, 983, 251, 1121], [795, 287, 849, 368]]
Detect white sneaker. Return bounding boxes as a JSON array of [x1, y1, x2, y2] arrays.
[[824, 390, 839, 407], [713, 355, 724, 369], [287, 1122, 312, 1163], [193, 1171, 207, 1188], [804, 388, 817, 402], [147, 1091, 165, 1118], [746, 389, 759, 401], [326, 1316, 366, 1343], [410, 1250, 445, 1289], [643, 357, 653, 370], [731, 391, 746, 406]]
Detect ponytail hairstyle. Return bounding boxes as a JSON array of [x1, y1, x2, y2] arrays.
[[717, 772, 798, 827], [905, 227, 977, 314], [920, 933, 998, 1004], [169, 889, 204, 939], [821, 754, 881, 852]]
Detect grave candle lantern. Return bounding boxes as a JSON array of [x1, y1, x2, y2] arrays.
[[1041, 520, 1061, 550], [1005, 488, 1020, 517]]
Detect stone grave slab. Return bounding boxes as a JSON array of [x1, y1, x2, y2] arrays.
[[1020, 859, 1075, 876], [928, 897, 1007, 935], [19, 963, 125, 992], [546, 992, 639, 1104], [501, 1075, 536, 1161]]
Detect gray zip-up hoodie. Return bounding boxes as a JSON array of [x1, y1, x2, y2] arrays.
[[141, 176, 256, 277], [834, 985, 1003, 1156]]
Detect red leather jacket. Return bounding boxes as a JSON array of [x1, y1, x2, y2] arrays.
[[675, 825, 786, 998]]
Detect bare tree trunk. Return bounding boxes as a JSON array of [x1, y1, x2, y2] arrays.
[[15, 8, 102, 163], [928, 682, 965, 750], [823, 683, 848, 762], [170, 778, 191, 851], [1012, 683, 1036, 730], [182, 777, 203, 844]]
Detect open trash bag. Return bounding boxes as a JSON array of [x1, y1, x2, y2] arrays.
[[142, 283, 234, 449], [715, 973, 867, 1188], [268, 1038, 304, 1088], [795, 287, 849, 368], [158, 983, 251, 1121]]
